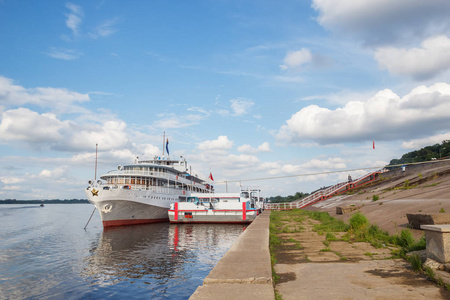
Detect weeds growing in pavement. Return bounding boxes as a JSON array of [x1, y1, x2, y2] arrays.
[[325, 232, 337, 241], [407, 254, 423, 271], [269, 209, 430, 291]]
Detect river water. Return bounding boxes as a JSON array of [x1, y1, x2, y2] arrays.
[[0, 204, 246, 299]]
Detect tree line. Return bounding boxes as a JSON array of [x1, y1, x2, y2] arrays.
[[267, 192, 310, 203], [389, 140, 450, 166], [0, 199, 89, 204]]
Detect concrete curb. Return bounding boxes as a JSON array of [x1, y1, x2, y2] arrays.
[[189, 210, 274, 300]]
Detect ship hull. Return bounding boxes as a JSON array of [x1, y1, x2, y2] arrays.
[[97, 200, 170, 227], [85, 188, 180, 228]]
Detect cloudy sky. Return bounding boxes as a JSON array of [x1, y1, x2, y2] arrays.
[[2, 0, 450, 200]]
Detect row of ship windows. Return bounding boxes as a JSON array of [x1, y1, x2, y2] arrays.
[[142, 196, 174, 200], [125, 166, 172, 173]]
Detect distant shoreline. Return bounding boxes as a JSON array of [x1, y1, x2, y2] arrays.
[[0, 199, 89, 204]]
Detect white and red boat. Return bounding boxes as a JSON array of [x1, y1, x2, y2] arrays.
[[168, 188, 263, 224], [85, 156, 212, 227]]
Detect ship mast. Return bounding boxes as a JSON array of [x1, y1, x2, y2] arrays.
[[94, 143, 98, 180]]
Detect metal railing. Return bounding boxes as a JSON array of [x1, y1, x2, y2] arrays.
[[264, 170, 383, 210], [102, 184, 195, 196]]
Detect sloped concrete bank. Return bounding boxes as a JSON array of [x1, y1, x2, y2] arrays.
[[189, 210, 274, 300]]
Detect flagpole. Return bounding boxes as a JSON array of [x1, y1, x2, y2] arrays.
[[209, 169, 212, 202], [163, 131, 165, 157]]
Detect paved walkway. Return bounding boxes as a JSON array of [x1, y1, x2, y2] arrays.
[[274, 214, 450, 299], [189, 210, 274, 300], [190, 210, 450, 299]]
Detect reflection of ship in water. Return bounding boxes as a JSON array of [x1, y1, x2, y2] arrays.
[[83, 223, 246, 293], [83, 223, 192, 284], [169, 223, 246, 257]]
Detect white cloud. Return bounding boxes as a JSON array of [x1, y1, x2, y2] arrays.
[[65, 3, 83, 37], [312, 0, 450, 46], [300, 157, 346, 170], [0, 108, 130, 152], [0, 77, 131, 152], [278, 82, 450, 144], [153, 113, 205, 129], [238, 142, 271, 154], [187, 106, 210, 115], [401, 132, 450, 150], [230, 98, 254, 116], [37, 166, 69, 178], [1, 185, 21, 191], [273, 76, 304, 83], [89, 18, 120, 39], [197, 136, 233, 151], [280, 49, 312, 70], [261, 157, 346, 176], [0, 177, 24, 184], [0, 108, 66, 143], [46, 48, 82, 60], [63, 120, 129, 151], [0, 76, 89, 110], [375, 35, 450, 80], [300, 89, 378, 105]]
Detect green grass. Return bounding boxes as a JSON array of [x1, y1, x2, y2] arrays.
[[319, 247, 331, 252], [287, 238, 303, 250], [325, 232, 337, 241], [407, 254, 423, 271]]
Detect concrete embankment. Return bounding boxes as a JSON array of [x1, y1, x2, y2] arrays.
[[189, 210, 274, 300]]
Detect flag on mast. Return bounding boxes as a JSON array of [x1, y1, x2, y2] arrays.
[[166, 138, 169, 155], [209, 172, 214, 181], [373, 140, 375, 149]]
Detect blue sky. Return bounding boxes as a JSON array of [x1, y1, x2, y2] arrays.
[[2, 0, 450, 199]]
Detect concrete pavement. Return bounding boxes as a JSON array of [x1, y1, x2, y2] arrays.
[[189, 210, 274, 300]]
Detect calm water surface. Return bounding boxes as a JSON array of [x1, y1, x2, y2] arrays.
[[0, 204, 246, 299]]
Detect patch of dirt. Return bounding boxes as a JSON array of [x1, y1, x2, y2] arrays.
[[365, 268, 432, 287], [276, 272, 296, 284]]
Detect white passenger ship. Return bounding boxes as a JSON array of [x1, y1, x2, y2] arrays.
[[85, 156, 212, 227]]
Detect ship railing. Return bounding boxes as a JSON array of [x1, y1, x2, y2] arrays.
[[102, 182, 212, 194], [104, 170, 208, 189], [104, 184, 190, 195]]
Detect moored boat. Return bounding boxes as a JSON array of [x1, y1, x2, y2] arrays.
[[168, 187, 264, 224], [85, 156, 212, 228]]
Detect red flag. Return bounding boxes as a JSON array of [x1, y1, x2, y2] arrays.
[[373, 140, 375, 149], [209, 172, 214, 181]]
